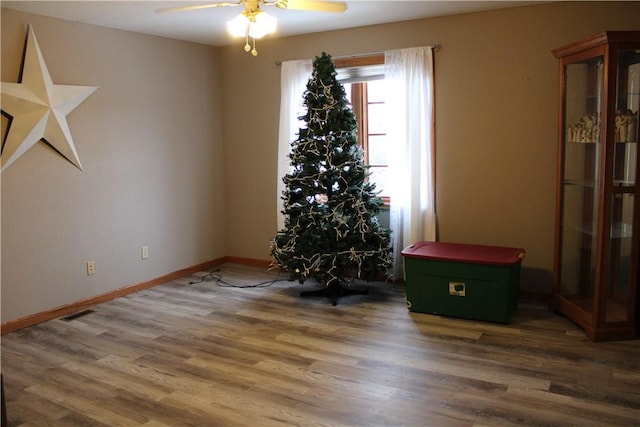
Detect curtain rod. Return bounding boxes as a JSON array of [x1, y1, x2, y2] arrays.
[[275, 44, 441, 66]]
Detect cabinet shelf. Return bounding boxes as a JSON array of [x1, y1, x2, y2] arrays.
[[613, 180, 635, 187], [564, 179, 636, 187], [564, 221, 633, 238], [563, 179, 596, 186]]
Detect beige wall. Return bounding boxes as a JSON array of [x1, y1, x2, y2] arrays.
[[220, 1, 640, 294], [2, 2, 640, 323], [1, 9, 227, 322]]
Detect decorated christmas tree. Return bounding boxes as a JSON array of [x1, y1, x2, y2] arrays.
[[271, 52, 392, 305]]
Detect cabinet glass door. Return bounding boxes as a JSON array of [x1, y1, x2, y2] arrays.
[[605, 49, 640, 323], [559, 56, 604, 315]]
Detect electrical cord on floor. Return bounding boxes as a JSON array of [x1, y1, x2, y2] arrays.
[[189, 268, 286, 288]]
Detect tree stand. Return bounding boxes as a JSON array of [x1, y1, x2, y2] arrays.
[[301, 280, 368, 306]]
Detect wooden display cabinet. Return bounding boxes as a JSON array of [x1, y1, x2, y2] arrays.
[[552, 32, 640, 341]]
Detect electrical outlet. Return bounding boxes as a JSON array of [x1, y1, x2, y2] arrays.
[[141, 246, 149, 259], [86, 261, 96, 276]]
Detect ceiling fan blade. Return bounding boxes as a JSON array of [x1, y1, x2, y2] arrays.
[[156, 2, 243, 14], [276, 0, 347, 13]]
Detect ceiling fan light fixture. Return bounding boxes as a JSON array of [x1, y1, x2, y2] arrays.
[[227, 13, 250, 38], [248, 10, 277, 39], [226, 8, 276, 56]]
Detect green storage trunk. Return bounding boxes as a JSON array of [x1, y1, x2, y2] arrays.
[[401, 241, 525, 323]]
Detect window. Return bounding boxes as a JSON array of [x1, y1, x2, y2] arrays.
[[344, 80, 390, 205], [335, 55, 390, 205]]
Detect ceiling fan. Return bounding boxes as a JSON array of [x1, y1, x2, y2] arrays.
[[157, 0, 348, 56]]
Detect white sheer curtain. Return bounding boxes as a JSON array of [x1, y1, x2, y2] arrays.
[[385, 47, 436, 279], [276, 59, 312, 230]]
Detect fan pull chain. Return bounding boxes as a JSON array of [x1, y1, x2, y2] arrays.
[[243, 33, 258, 56]]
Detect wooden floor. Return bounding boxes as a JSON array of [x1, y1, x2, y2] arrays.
[[2, 264, 639, 427]]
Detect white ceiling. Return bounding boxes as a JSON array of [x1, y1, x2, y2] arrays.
[[2, 1, 546, 47]]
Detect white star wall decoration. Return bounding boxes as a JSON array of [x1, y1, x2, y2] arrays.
[[1, 26, 98, 172]]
